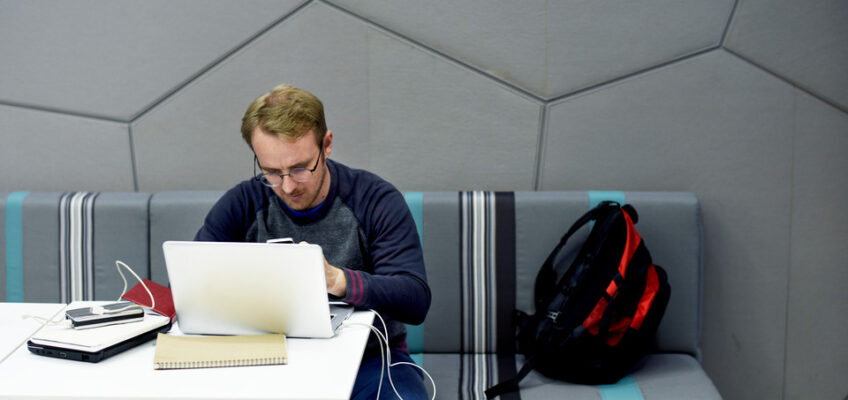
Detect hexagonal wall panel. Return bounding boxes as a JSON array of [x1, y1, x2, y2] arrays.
[[133, 2, 541, 192], [543, 50, 795, 400], [786, 91, 848, 400], [367, 33, 541, 191], [0, 0, 305, 121], [726, 0, 848, 111], [331, 0, 734, 99], [0, 105, 134, 191]]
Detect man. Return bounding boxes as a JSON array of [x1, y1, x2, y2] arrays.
[[195, 84, 431, 399]]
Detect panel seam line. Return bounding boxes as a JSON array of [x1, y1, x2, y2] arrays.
[[547, 46, 720, 105], [723, 47, 848, 114], [129, 0, 316, 123], [319, 0, 545, 104]]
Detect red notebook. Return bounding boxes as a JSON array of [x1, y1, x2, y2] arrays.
[[122, 279, 176, 321]]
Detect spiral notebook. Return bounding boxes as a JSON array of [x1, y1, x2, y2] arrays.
[[153, 333, 287, 369]]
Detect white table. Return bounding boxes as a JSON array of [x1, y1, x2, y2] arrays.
[[0, 303, 373, 400], [0, 303, 66, 362]]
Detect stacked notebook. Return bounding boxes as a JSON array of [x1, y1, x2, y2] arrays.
[[153, 333, 287, 369], [121, 279, 176, 320], [28, 303, 172, 363]]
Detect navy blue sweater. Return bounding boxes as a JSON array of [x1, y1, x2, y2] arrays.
[[195, 159, 431, 352]]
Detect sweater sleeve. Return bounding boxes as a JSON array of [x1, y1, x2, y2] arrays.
[[337, 187, 431, 325], [194, 182, 261, 242]]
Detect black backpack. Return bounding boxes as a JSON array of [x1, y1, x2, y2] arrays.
[[486, 201, 671, 398]]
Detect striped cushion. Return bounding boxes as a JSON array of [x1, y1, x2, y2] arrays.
[[58, 191, 98, 302], [2, 192, 150, 303], [460, 191, 516, 354], [402, 192, 520, 399]]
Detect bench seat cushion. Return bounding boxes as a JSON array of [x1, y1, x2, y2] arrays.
[[415, 353, 720, 399]]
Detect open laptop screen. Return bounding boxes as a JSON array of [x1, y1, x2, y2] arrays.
[[163, 241, 350, 338]]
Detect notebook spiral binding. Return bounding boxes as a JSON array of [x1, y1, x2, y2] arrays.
[[154, 357, 287, 370]]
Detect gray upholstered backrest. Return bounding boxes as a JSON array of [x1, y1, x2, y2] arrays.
[[2, 190, 701, 358], [90, 192, 151, 300], [620, 192, 702, 356], [410, 191, 702, 357], [148, 191, 223, 286]]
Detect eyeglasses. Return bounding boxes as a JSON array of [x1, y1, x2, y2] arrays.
[[254, 147, 323, 187]]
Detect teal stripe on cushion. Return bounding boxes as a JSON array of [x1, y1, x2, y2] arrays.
[[404, 192, 424, 353], [410, 353, 424, 366], [589, 191, 626, 208], [405, 192, 424, 243], [588, 191, 625, 228], [599, 375, 644, 400], [5, 191, 28, 302]]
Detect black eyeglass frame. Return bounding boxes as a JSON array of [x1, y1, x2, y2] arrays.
[[253, 145, 323, 187]]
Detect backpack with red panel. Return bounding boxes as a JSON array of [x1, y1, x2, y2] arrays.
[[486, 201, 671, 398]]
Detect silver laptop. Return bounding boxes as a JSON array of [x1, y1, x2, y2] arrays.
[[162, 241, 353, 338]]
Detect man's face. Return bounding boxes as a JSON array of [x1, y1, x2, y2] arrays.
[[252, 127, 332, 211]]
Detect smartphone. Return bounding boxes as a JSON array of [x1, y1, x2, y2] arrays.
[[65, 301, 144, 329], [266, 237, 295, 244]]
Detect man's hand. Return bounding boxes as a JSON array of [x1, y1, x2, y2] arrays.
[[324, 257, 347, 297], [300, 241, 347, 297]]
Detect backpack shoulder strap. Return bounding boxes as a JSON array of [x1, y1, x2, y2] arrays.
[[485, 354, 537, 399], [533, 201, 620, 310]]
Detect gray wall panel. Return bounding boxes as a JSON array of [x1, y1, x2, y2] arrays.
[[542, 51, 795, 400], [134, 2, 540, 193], [785, 91, 848, 400], [335, 0, 733, 98], [0, 106, 134, 192], [0, 0, 305, 120], [133, 2, 370, 191], [368, 33, 541, 191], [725, 0, 848, 111]]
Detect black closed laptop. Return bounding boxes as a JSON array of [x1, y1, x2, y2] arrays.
[[27, 301, 171, 363]]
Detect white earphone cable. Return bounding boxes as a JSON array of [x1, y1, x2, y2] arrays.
[[343, 310, 436, 400], [114, 260, 155, 311]]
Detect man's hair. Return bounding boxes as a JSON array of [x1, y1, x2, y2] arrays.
[[241, 84, 327, 147]]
